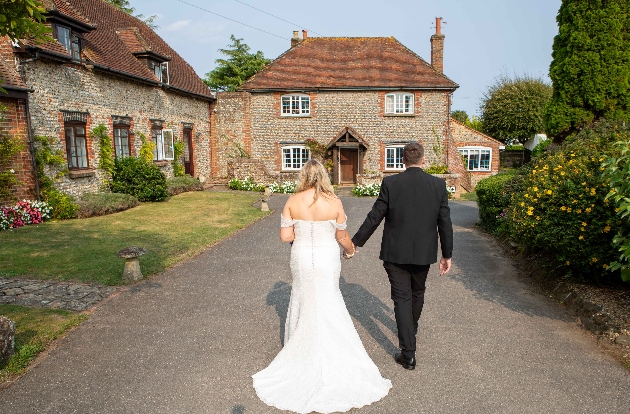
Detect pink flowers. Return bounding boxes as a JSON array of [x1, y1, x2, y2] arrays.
[[0, 200, 52, 230]]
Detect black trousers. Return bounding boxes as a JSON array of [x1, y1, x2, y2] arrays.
[[383, 261, 431, 359]]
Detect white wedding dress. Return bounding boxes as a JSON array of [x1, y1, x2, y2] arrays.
[[252, 216, 392, 413]]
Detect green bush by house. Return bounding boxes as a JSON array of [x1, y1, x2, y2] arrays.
[[77, 192, 139, 218], [167, 175, 203, 196], [475, 172, 516, 233], [111, 157, 168, 202], [503, 121, 630, 282]]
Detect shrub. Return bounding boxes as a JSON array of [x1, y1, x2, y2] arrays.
[[602, 139, 630, 282], [42, 188, 78, 220], [268, 181, 296, 194], [475, 172, 516, 232], [111, 157, 168, 202], [531, 139, 552, 158], [353, 183, 381, 197], [0, 200, 52, 230], [424, 165, 448, 174], [167, 175, 204, 196], [504, 121, 630, 282], [76, 192, 139, 218], [228, 177, 265, 192]]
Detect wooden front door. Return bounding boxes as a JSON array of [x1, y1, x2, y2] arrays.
[[183, 129, 193, 175], [339, 148, 358, 184]]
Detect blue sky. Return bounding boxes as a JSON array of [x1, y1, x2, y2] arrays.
[[132, 0, 561, 116]]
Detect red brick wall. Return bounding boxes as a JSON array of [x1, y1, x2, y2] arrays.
[[0, 97, 36, 203]]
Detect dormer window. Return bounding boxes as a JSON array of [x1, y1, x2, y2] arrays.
[[53, 24, 82, 60], [148, 60, 169, 84]]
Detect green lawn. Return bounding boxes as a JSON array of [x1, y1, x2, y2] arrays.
[[0, 304, 87, 382], [458, 191, 478, 201], [0, 192, 269, 285]]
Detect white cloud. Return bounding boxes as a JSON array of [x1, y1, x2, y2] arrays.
[[165, 20, 191, 32]]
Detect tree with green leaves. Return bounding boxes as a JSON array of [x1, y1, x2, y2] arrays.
[[451, 110, 469, 124], [479, 74, 552, 144], [106, 0, 158, 30], [0, 0, 51, 43], [204, 35, 271, 92], [544, 0, 630, 141]]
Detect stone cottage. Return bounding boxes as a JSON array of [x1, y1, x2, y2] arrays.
[[0, 0, 214, 201], [450, 118, 502, 186], [212, 20, 497, 191]]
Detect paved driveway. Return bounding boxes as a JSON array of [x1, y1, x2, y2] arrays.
[[1, 195, 629, 413]]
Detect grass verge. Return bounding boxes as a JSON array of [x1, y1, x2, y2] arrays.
[[459, 191, 478, 202], [0, 192, 270, 285], [0, 304, 87, 383]]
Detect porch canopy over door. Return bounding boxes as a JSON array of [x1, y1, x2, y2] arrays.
[[327, 127, 368, 185]]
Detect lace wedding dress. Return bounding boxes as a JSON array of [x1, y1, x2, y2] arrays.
[[252, 216, 392, 413]]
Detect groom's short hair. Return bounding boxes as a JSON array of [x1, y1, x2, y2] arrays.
[[403, 142, 424, 165]]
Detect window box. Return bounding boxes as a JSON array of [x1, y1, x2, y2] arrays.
[[282, 145, 310, 170], [385, 93, 414, 115], [458, 147, 492, 171], [281, 94, 310, 116]]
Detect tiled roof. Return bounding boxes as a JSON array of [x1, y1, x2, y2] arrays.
[[26, 0, 212, 100], [240, 37, 458, 91], [0, 38, 29, 91], [450, 118, 503, 145]]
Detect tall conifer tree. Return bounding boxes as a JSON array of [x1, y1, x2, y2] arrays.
[[545, 0, 630, 140]]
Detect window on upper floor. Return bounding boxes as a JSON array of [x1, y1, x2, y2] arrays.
[[458, 147, 492, 171], [281, 94, 310, 116], [385, 93, 414, 115], [282, 145, 310, 170], [53, 24, 81, 60], [149, 60, 169, 84], [385, 145, 405, 170]]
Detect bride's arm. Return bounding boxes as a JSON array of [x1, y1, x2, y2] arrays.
[[334, 202, 355, 255], [280, 200, 295, 242]]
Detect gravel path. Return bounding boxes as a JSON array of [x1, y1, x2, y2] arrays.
[[1, 195, 629, 413]]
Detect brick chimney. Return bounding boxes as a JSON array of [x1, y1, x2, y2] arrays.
[[291, 31, 301, 48], [431, 17, 445, 73]]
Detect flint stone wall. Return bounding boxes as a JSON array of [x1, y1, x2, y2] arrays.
[[22, 61, 212, 198], [0, 315, 15, 365], [214, 90, 451, 179]]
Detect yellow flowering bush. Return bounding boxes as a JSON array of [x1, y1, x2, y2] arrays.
[[504, 122, 630, 282]]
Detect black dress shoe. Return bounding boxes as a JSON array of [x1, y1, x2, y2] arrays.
[[394, 353, 416, 370]]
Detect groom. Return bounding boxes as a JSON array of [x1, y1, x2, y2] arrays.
[[351, 142, 453, 370]]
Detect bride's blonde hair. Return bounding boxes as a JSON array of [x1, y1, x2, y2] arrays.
[[296, 159, 335, 204]]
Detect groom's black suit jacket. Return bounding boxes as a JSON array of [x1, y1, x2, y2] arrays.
[[352, 167, 453, 265]]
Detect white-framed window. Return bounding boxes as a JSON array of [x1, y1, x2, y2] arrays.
[[385, 93, 414, 114], [282, 145, 310, 170], [458, 147, 492, 171], [153, 128, 174, 161], [281, 94, 310, 116], [149, 61, 169, 84], [385, 145, 405, 170]]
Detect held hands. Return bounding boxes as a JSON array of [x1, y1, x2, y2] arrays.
[[343, 243, 357, 259], [439, 257, 452, 275]]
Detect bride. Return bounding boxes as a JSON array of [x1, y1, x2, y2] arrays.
[[252, 160, 392, 413]]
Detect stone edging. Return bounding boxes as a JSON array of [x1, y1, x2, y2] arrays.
[[0, 279, 119, 312]]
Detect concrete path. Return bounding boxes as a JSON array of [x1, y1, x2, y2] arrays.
[[1, 196, 629, 413]]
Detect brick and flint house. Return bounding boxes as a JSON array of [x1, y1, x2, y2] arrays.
[[0, 0, 214, 202], [212, 20, 500, 190]]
